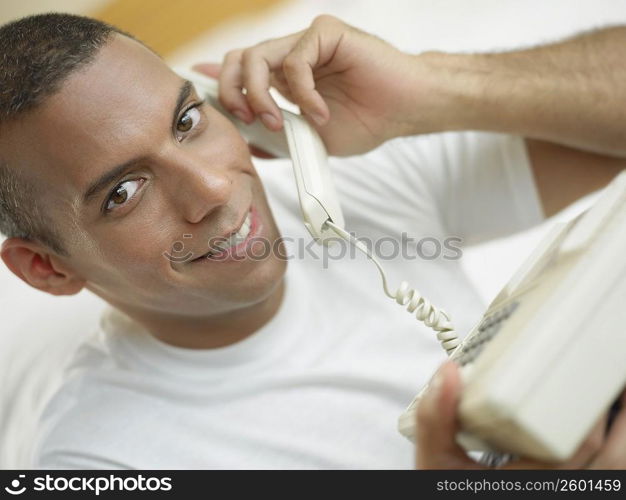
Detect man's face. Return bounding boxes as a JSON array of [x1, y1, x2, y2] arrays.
[[0, 34, 286, 317]]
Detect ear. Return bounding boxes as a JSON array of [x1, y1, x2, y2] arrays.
[[1, 237, 86, 296]]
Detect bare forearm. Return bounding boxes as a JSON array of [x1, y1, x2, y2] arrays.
[[416, 26, 626, 156]]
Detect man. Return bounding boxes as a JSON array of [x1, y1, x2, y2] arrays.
[[0, 13, 624, 469]]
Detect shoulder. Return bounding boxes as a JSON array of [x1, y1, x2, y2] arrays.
[[31, 328, 152, 470], [32, 370, 140, 469]]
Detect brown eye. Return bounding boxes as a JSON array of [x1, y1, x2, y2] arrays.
[[177, 113, 193, 132], [111, 185, 128, 204], [175, 107, 201, 140], [105, 179, 143, 213]]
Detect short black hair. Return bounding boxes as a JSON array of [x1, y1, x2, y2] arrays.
[[0, 13, 133, 256]]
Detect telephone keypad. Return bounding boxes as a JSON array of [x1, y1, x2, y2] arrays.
[[454, 301, 520, 366]]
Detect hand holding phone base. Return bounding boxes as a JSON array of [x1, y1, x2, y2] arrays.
[[401, 171, 626, 463]]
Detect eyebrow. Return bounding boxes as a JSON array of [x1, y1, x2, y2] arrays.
[[82, 79, 194, 205]]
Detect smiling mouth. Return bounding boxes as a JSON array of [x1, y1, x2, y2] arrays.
[[191, 206, 255, 262]]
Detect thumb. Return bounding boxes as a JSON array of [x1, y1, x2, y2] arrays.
[[416, 361, 483, 469], [191, 62, 221, 79]]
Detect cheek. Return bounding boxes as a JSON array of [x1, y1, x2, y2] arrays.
[[114, 229, 170, 265], [196, 111, 255, 169], [82, 226, 174, 287]]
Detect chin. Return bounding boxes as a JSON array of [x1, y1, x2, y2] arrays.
[[233, 254, 287, 306]]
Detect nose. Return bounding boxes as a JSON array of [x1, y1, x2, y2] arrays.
[[161, 148, 233, 224]]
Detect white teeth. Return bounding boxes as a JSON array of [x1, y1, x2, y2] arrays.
[[210, 212, 252, 252]]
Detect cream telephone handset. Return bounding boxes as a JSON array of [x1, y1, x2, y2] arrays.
[[177, 67, 626, 463]]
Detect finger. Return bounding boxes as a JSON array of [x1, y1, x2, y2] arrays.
[[589, 392, 626, 469], [241, 44, 286, 130], [566, 411, 608, 468], [238, 34, 303, 129], [248, 145, 276, 159], [218, 49, 253, 122], [191, 62, 221, 79], [418, 362, 462, 451], [281, 43, 328, 126], [236, 32, 303, 130], [269, 73, 295, 104], [280, 16, 348, 125], [416, 361, 481, 469]]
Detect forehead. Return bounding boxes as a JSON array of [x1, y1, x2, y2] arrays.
[[0, 34, 183, 207]]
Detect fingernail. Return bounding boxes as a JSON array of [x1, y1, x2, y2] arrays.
[[429, 369, 445, 395], [261, 112, 279, 129], [233, 110, 250, 123]]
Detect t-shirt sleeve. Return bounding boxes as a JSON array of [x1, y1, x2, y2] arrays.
[[398, 131, 545, 244], [332, 131, 545, 245]]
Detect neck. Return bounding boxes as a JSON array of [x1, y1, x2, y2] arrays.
[[111, 278, 285, 349]]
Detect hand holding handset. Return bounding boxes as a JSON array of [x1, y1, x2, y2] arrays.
[[175, 67, 344, 245]]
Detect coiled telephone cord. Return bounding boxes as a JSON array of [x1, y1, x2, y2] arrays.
[[324, 220, 459, 355]]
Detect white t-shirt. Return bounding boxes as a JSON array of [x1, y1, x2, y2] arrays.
[[33, 132, 543, 469]]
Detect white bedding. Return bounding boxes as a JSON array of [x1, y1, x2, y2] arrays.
[[1, 0, 624, 469]]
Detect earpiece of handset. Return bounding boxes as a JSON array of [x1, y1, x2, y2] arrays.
[[175, 67, 345, 245]]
